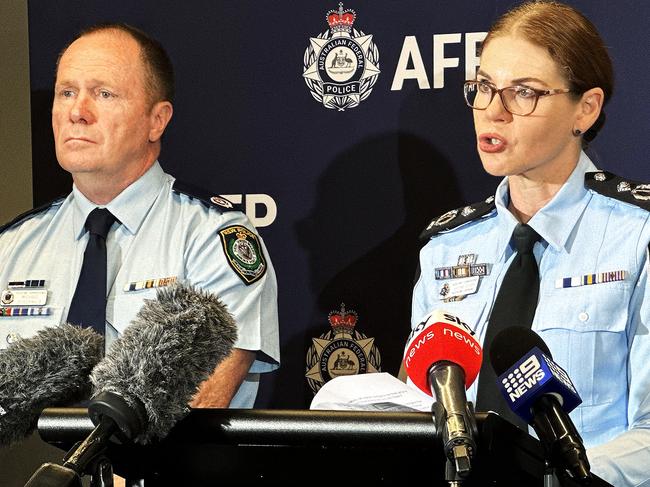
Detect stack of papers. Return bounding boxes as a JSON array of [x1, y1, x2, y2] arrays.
[[310, 372, 433, 412]]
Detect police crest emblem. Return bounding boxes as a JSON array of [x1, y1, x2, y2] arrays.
[[305, 303, 381, 394], [219, 225, 267, 285], [302, 3, 381, 111]]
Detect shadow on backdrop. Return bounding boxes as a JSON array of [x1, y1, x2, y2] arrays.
[[281, 131, 463, 408], [31, 89, 71, 206]]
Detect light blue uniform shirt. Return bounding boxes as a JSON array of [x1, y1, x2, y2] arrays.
[[411, 152, 650, 487], [0, 162, 280, 408]]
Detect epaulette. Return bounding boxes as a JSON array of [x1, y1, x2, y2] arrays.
[[0, 197, 65, 234], [585, 171, 650, 211], [419, 195, 496, 242], [172, 180, 240, 212]]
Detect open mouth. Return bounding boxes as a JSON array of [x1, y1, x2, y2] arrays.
[[478, 134, 506, 153]]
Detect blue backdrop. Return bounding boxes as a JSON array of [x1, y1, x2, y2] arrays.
[[27, 0, 650, 408]]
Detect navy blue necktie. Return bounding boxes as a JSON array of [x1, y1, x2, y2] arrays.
[[476, 223, 542, 430], [67, 208, 116, 335]]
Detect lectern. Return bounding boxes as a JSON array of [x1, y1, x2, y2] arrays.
[[33, 408, 613, 486]]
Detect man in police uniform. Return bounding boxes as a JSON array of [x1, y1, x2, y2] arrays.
[[0, 23, 279, 409]]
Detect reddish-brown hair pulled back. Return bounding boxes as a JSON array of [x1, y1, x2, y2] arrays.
[[482, 1, 613, 142]]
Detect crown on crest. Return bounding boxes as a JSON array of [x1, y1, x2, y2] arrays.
[[326, 3, 356, 34], [328, 303, 358, 334]]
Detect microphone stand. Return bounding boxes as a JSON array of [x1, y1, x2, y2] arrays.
[[531, 396, 591, 485], [544, 464, 564, 487], [90, 458, 114, 487], [432, 401, 478, 487], [428, 362, 478, 487], [24, 392, 144, 487]]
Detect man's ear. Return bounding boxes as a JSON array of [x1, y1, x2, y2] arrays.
[[148, 101, 173, 143]]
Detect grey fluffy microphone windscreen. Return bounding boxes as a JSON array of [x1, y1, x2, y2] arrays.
[[89, 283, 238, 444], [0, 324, 104, 446]]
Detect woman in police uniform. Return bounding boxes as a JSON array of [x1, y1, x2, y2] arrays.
[[410, 2, 650, 486]]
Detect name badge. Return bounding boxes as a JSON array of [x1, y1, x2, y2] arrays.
[[1, 289, 48, 306], [439, 276, 480, 300]]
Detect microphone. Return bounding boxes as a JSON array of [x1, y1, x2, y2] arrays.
[[89, 282, 238, 444], [489, 326, 590, 482], [0, 324, 103, 446], [403, 310, 482, 479], [25, 283, 238, 485]]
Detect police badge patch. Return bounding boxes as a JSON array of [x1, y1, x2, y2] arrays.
[[305, 303, 381, 394], [303, 3, 380, 111], [219, 225, 267, 285]]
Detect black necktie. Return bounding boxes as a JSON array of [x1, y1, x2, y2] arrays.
[[67, 208, 116, 335], [476, 223, 542, 429]]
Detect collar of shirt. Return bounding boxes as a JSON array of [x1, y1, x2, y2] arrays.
[[492, 151, 599, 258], [71, 161, 167, 239]]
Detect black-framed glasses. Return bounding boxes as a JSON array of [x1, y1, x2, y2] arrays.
[[464, 80, 572, 116]]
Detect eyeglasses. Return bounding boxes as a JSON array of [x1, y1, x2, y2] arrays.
[[463, 80, 572, 116]]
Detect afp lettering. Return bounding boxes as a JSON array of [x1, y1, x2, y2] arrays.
[[220, 194, 278, 228], [391, 32, 487, 91]]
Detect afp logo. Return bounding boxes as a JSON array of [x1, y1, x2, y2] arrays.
[[502, 355, 545, 403], [302, 3, 381, 111], [305, 303, 381, 394]]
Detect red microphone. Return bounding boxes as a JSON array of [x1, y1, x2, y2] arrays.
[[403, 310, 483, 479]]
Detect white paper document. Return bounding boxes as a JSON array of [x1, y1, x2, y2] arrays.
[[310, 372, 433, 412]]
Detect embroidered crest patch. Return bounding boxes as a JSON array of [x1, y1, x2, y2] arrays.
[[219, 225, 266, 285]]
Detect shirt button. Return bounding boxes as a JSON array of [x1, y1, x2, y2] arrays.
[[6, 332, 20, 345], [578, 312, 589, 322]]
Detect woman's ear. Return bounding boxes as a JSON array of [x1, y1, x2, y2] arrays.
[[573, 87, 604, 134]]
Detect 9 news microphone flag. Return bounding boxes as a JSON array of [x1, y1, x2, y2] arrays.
[[489, 326, 590, 481]]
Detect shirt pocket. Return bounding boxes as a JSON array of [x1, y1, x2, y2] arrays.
[[0, 307, 65, 348], [107, 290, 156, 335], [535, 284, 629, 432]]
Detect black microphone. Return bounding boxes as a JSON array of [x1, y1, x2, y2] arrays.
[[489, 326, 591, 483], [0, 324, 103, 446], [25, 283, 238, 485]]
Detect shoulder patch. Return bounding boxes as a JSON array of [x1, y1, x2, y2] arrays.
[[219, 225, 267, 285], [172, 180, 240, 212], [585, 171, 650, 211], [419, 195, 496, 242], [0, 197, 65, 234]]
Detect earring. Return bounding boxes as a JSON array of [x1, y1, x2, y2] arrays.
[[573, 128, 582, 136]]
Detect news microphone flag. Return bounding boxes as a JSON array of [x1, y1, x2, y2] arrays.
[[497, 346, 581, 424], [404, 310, 482, 395]]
